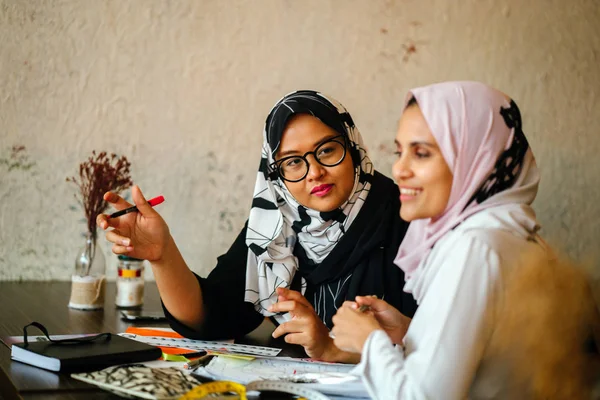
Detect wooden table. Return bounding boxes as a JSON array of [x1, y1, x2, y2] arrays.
[[0, 282, 299, 399]]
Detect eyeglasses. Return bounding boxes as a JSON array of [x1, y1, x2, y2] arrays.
[[270, 135, 347, 182]]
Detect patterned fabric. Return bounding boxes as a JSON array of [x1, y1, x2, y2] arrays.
[[72, 365, 200, 398], [466, 100, 530, 208], [244, 90, 374, 324], [393, 81, 542, 295]]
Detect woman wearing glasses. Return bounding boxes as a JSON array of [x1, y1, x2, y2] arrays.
[[97, 90, 417, 362]]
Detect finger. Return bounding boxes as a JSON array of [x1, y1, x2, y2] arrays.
[[332, 306, 357, 325], [329, 324, 338, 337], [283, 332, 305, 346], [272, 319, 306, 338], [99, 213, 125, 230], [340, 300, 359, 310], [131, 185, 155, 216], [276, 288, 312, 308], [332, 311, 344, 327], [111, 243, 134, 255], [355, 296, 385, 311], [268, 300, 309, 314], [97, 214, 111, 231], [103, 191, 132, 210], [105, 230, 132, 247]]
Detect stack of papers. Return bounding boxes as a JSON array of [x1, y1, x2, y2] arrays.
[[195, 355, 369, 399]]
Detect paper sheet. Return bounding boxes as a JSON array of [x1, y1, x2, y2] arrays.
[[197, 355, 369, 398]]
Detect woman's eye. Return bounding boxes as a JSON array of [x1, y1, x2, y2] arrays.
[[394, 151, 402, 158], [285, 158, 302, 168], [416, 151, 430, 158], [318, 146, 334, 157]]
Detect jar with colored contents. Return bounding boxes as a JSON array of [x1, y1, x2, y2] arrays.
[[116, 255, 145, 308]]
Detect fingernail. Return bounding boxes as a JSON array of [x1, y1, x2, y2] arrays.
[[120, 239, 130, 246]]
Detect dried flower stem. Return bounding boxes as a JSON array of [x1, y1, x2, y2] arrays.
[[66, 151, 133, 241]]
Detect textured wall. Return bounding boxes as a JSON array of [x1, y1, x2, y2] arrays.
[[1, 0, 599, 281]]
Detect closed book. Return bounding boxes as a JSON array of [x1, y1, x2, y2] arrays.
[[11, 333, 162, 373]]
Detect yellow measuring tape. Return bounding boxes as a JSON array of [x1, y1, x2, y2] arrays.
[[179, 379, 329, 400], [179, 381, 248, 399]]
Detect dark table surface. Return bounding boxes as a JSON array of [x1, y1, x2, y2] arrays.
[[0, 281, 298, 400]]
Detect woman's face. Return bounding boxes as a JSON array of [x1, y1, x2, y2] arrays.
[[392, 105, 453, 222], [276, 114, 355, 212]]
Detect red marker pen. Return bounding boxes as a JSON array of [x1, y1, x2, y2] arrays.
[[108, 195, 165, 219]]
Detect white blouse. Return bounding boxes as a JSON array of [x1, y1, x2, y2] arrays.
[[353, 205, 549, 399]]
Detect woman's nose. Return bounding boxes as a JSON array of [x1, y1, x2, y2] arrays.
[[392, 156, 412, 183], [306, 155, 326, 180]]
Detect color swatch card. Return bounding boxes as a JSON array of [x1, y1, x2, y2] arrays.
[[119, 333, 281, 357]]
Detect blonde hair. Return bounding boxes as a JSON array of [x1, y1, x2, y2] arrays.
[[488, 253, 600, 398]]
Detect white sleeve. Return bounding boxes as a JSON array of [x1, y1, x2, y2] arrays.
[[353, 235, 501, 400]]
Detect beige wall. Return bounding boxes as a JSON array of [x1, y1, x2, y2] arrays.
[[1, 0, 599, 281]]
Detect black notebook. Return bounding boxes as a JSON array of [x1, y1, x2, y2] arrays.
[[11, 333, 162, 373]]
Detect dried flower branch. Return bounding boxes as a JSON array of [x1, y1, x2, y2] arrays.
[[66, 151, 132, 239]]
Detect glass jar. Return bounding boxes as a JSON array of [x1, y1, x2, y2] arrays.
[[68, 232, 106, 310], [115, 255, 145, 309]]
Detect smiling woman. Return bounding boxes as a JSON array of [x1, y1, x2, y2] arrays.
[[98, 90, 418, 364], [392, 103, 453, 222], [330, 81, 599, 398]]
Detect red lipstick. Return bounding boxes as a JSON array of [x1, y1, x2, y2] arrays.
[[311, 184, 334, 197]]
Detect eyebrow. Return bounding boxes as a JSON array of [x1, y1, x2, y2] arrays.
[[278, 134, 340, 157], [394, 139, 438, 149]]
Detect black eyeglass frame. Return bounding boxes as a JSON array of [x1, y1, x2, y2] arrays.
[[269, 135, 349, 183]]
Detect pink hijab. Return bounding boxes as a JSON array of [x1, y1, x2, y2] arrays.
[[394, 81, 541, 290]]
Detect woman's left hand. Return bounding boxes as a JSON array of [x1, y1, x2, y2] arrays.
[[269, 288, 337, 360], [331, 302, 383, 354]]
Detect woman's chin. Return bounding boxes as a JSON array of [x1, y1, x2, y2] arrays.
[[400, 208, 418, 222], [301, 197, 344, 213]]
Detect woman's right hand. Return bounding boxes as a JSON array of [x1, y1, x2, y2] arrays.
[[96, 185, 170, 261], [351, 296, 412, 344]]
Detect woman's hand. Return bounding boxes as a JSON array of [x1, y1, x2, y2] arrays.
[[96, 185, 170, 261], [353, 296, 412, 344], [331, 302, 382, 354], [269, 288, 339, 361]]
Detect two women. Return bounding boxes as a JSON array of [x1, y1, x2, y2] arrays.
[[98, 90, 417, 363], [331, 81, 598, 398]]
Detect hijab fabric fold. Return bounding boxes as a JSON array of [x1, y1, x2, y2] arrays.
[[394, 81, 542, 299], [244, 90, 374, 323]]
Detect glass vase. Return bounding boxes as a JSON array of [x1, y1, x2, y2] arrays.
[[68, 232, 106, 310]]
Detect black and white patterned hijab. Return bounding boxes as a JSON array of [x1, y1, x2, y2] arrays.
[[244, 90, 374, 323]]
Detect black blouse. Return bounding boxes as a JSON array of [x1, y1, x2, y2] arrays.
[[164, 171, 417, 340]]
